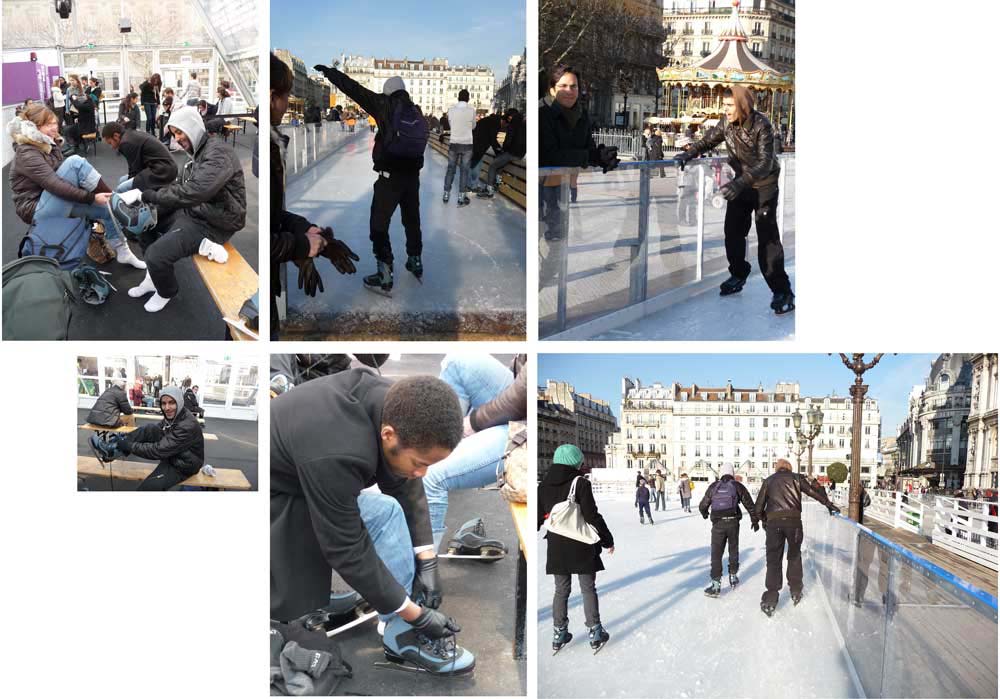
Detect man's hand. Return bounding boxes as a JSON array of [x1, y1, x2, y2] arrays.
[[94, 192, 113, 206], [720, 180, 744, 201], [296, 258, 324, 297], [413, 556, 442, 609], [751, 520, 760, 532], [410, 606, 461, 639], [304, 226, 327, 258], [590, 144, 619, 174], [674, 150, 694, 171], [319, 227, 360, 274], [113, 433, 131, 456], [828, 504, 841, 517], [313, 64, 338, 80], [606, 546, 615, 555]]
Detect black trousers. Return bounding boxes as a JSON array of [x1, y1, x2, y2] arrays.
[[552, 573, 600, 628], [723, 187, 792, 294], [137, 461, 193, 491], [710, 518, 741, 580], [140, 210, 218, 298], [370, 171, 422, 265], [638, 502, 652, 521], [762, 519, 803, 605]]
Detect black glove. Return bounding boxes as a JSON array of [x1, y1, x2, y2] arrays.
[[114, 433, 131, 456], [411, 607, 461, 639], [295, 258, 324, 297], [751, 520, 760, 532], [413, 556, 442, 609], [318, 227, 359, 275], [720, 179, 745, 201], [674, 150, 694, 171], [702, 512, 708, 520], [589, 144, 619, 174], [828, 504, 841, 517], [313, 64, 336, 80]]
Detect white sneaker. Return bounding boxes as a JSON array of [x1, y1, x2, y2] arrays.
[[143, 293, 171, 313], [198, 238, 229, 264], [128, 272, 156, 298], [377, 621, 386, 637], [113, 239, 147, 269]]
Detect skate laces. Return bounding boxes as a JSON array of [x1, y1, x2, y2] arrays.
[[417, 630, 456, 660]]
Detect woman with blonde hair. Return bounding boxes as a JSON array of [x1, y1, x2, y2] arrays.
[[7, 103, 145, 268]]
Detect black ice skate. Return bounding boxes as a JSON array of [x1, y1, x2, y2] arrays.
[[440, 517, 507, 562], [791, 590, 803, 606], [771, 291, 795, 315], [704, 579, 722, 598], [476, 185, 495, 199], [405, 255, 424, 283], [719, 275, 747, 296], [379, 616, 475, 676], [639, 515, 646, 524], [552, 626, 573, 655], [729, 573, 740, 588], [588, 623, 609, 654], [363, 261, 393, 297], [303, 592, 377, 637], [456, 193, 471, 207], [443, 190, 450, 203], [760, 602, 776, 617]]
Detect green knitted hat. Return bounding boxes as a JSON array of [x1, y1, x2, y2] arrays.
[[552, 444, 584, 468]]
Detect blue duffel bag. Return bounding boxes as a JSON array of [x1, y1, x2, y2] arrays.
[[18, 216, 92, 270]]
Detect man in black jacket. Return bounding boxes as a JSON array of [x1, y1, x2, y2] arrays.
[[314, 63, 427, 294], [754, 458, 840, 615], [86, 379, 133, 427], [674, 85, 795, 314], [101, 122, 178, 193], [480, 109, 525, 199], [699, 464, 759, 596], [468, 111, 504, 197], [270, 370, 475, 674], [109, 106, 246, 313], [113, 386, 205, 491]]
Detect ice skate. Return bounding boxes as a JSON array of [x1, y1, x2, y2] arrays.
[[771, 291, 795, 315], [108, 192, 157, 238], [301, 592, 377, 637], [588, 623, 609, 654], [760, 601, 776, 617], [719, 274, 746, 296], [791, 590, 803, 606], [456, 192, 471, 207], [704, 579, 722, 598], [442, 190, 450, 203], [405, 255, 423, 283], [363, 260, 393, 297], [440, 517, 507, 562], [729, 573, 739, 588], [378, 615, 475, 676], [552, 626, 572, 655]]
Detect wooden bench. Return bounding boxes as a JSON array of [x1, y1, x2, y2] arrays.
[[191, 241, 259, 341], [134, 412, 206, 426], [222, 123, 242, 145], [80, 132, 98, 156], [79, 423, 218, 440], [77, 456, 251, 490], [428, 133, 526, 209], [509, 500, 528, 660]]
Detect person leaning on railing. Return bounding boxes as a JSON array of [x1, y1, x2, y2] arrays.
[[538, 65, 619, 241]]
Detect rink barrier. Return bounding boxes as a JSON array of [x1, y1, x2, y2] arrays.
[[804, 503, 998, 698], [279, 121, 364, 180], [538, 154, 794, 339]]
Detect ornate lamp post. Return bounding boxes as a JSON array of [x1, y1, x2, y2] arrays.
[[787, 434, 807, 472], [836, 353, 887, 522], [793, 404, 824, 477]]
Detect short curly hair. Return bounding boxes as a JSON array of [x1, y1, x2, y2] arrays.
[[382, 376, 463, 451]]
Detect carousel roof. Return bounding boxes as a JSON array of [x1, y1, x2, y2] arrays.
[[658, 0, 792, 89]]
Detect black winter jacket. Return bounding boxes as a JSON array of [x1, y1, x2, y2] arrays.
[[86, 385, 133, 427], [754, 469, 834, 523], [539, 97, 597, 168], [117, 129, 178, 190], [635, 485, 650, 506], [270, 370, 434, 620], [69, 95, 97, 135], [472, 114, 503, 163], [502, 117, 526, 159], [315, 65, 424, 173], [538, 464, 614, 575], [118, 101, 141, 130], [685, 110, 781, 201], [699, 475, 758, 523], [125, 389, 204, 475], [139, 81, 160, 105]]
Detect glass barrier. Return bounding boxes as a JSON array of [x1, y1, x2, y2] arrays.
[[279, 122, 362, 181], [538, 154, 795, 338]]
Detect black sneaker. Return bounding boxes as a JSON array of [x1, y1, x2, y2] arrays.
[[771, 291, 795, 315], [719, 275, 746, 296]]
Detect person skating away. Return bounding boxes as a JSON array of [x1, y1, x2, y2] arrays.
[[314, 63, 429, 294], [673, 85, 795, 315], [754, 458, 840, 617], [270, 54, 358, 339], [100, 122, 178, 193], [271, 370, 475, 675], [636, 480, 653, 524], [539, 445, 615, 654], [444, 90, 475, 206], [653, 469, 667, 511], [699, 463, 759, 597], [86, 379, 133, 427], [677, 472, 693, 512], [109, 107, 246, 313]]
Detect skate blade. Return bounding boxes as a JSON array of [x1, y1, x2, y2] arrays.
[[775, 304, 795, 315], [376, 655, 475, 677], [325, 609, 378, 637], [592, 642, 607, 655], [363, 285, 393, 298], [439, 551, 506, 561]]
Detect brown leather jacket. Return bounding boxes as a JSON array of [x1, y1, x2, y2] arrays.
[[687, 109, 781, 201], [9, 135, 96, 224], [469, 354, 527, 432]]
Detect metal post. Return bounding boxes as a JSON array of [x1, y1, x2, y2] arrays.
[[556, 173, 571, 331], [695, 164, 705, 281], [631, 166, 650, 305], [807, 441, 814, 478], [849, 383, 867, 522]]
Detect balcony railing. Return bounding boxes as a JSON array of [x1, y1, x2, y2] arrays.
[[682, 28, 695, 35]]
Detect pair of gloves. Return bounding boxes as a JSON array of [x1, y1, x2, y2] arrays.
[[589, 144, 620, 174], [674, 149, 746, 202], [296, 227, 360, 297]]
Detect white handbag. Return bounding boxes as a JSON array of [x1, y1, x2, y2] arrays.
[[544, 476, 601, 544]]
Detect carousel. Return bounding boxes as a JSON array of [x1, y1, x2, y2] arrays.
[[657, 0, 794, 142]]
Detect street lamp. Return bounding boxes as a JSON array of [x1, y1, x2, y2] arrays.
[[792, 405, 824, 477], [835, 353, 889, 522], [787, 434, 807, 472]]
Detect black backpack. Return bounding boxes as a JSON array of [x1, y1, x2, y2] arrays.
[[2, 256, 77, 340], [711, 479, 739, 512], [383, 95, 429, 160]]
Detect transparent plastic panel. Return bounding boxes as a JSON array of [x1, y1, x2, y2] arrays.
[[645, 161, 697, 296], [843, 530, 889, 695]]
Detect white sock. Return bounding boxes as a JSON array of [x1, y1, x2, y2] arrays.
[[377, 621, 386, 637], [144, 293, 171, 313], [198, 238, 229, 263], [113, 239, 147, 269], [128, 272, 156, 297]]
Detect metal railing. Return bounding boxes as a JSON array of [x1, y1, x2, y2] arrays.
[[538, 154, 795, 337], [804, 503, 997, 698], [591, 129, 644, 160]]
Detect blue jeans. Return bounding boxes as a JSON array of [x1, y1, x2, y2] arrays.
[[423, 354, 514, 551], [143, 103, 157, 134], [465, 155, 485, 192], [116, 175, 135, 193], [33, 156, 120, 240], [445, 143, 472, 193], [358, 491, 416, 622]]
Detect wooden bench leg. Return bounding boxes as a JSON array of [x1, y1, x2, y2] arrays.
[[513, 546, 526, 660]]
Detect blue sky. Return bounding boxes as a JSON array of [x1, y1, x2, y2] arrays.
[[271, 0, 525, 82], [538, 354, 940, 437]]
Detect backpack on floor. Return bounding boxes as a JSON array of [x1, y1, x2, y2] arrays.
[[2, 256, 77, 340], [384, 96, 429, 160], [711, 479, 739, 512], [18, 216, 92, 269]]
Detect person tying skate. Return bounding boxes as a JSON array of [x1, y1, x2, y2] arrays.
[[699, 463, 758, 597]]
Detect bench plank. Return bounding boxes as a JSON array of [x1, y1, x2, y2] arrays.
[[191, 242, 258, 341], [79, 423, 218, 440], [509, 501, 528, 559], [78, 456, 251, 490]]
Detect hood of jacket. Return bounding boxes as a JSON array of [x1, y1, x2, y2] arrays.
[[167, 106, 206, 154], [159, 386, 189, 422], [7, 116, 59, 153], [542, 462, 586, 488]]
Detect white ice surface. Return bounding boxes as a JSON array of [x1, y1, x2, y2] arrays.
[[537, 486, 860, 699]]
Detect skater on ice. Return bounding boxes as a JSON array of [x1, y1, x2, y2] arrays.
[[678, 472, 693, 512], [699, 463, 759, 597], [538, 444, 615, 655], [443, 89, 475, 206], [653, 469, 667, 512], [635, 478, 653, 524], [753, 458, 840, 617]]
